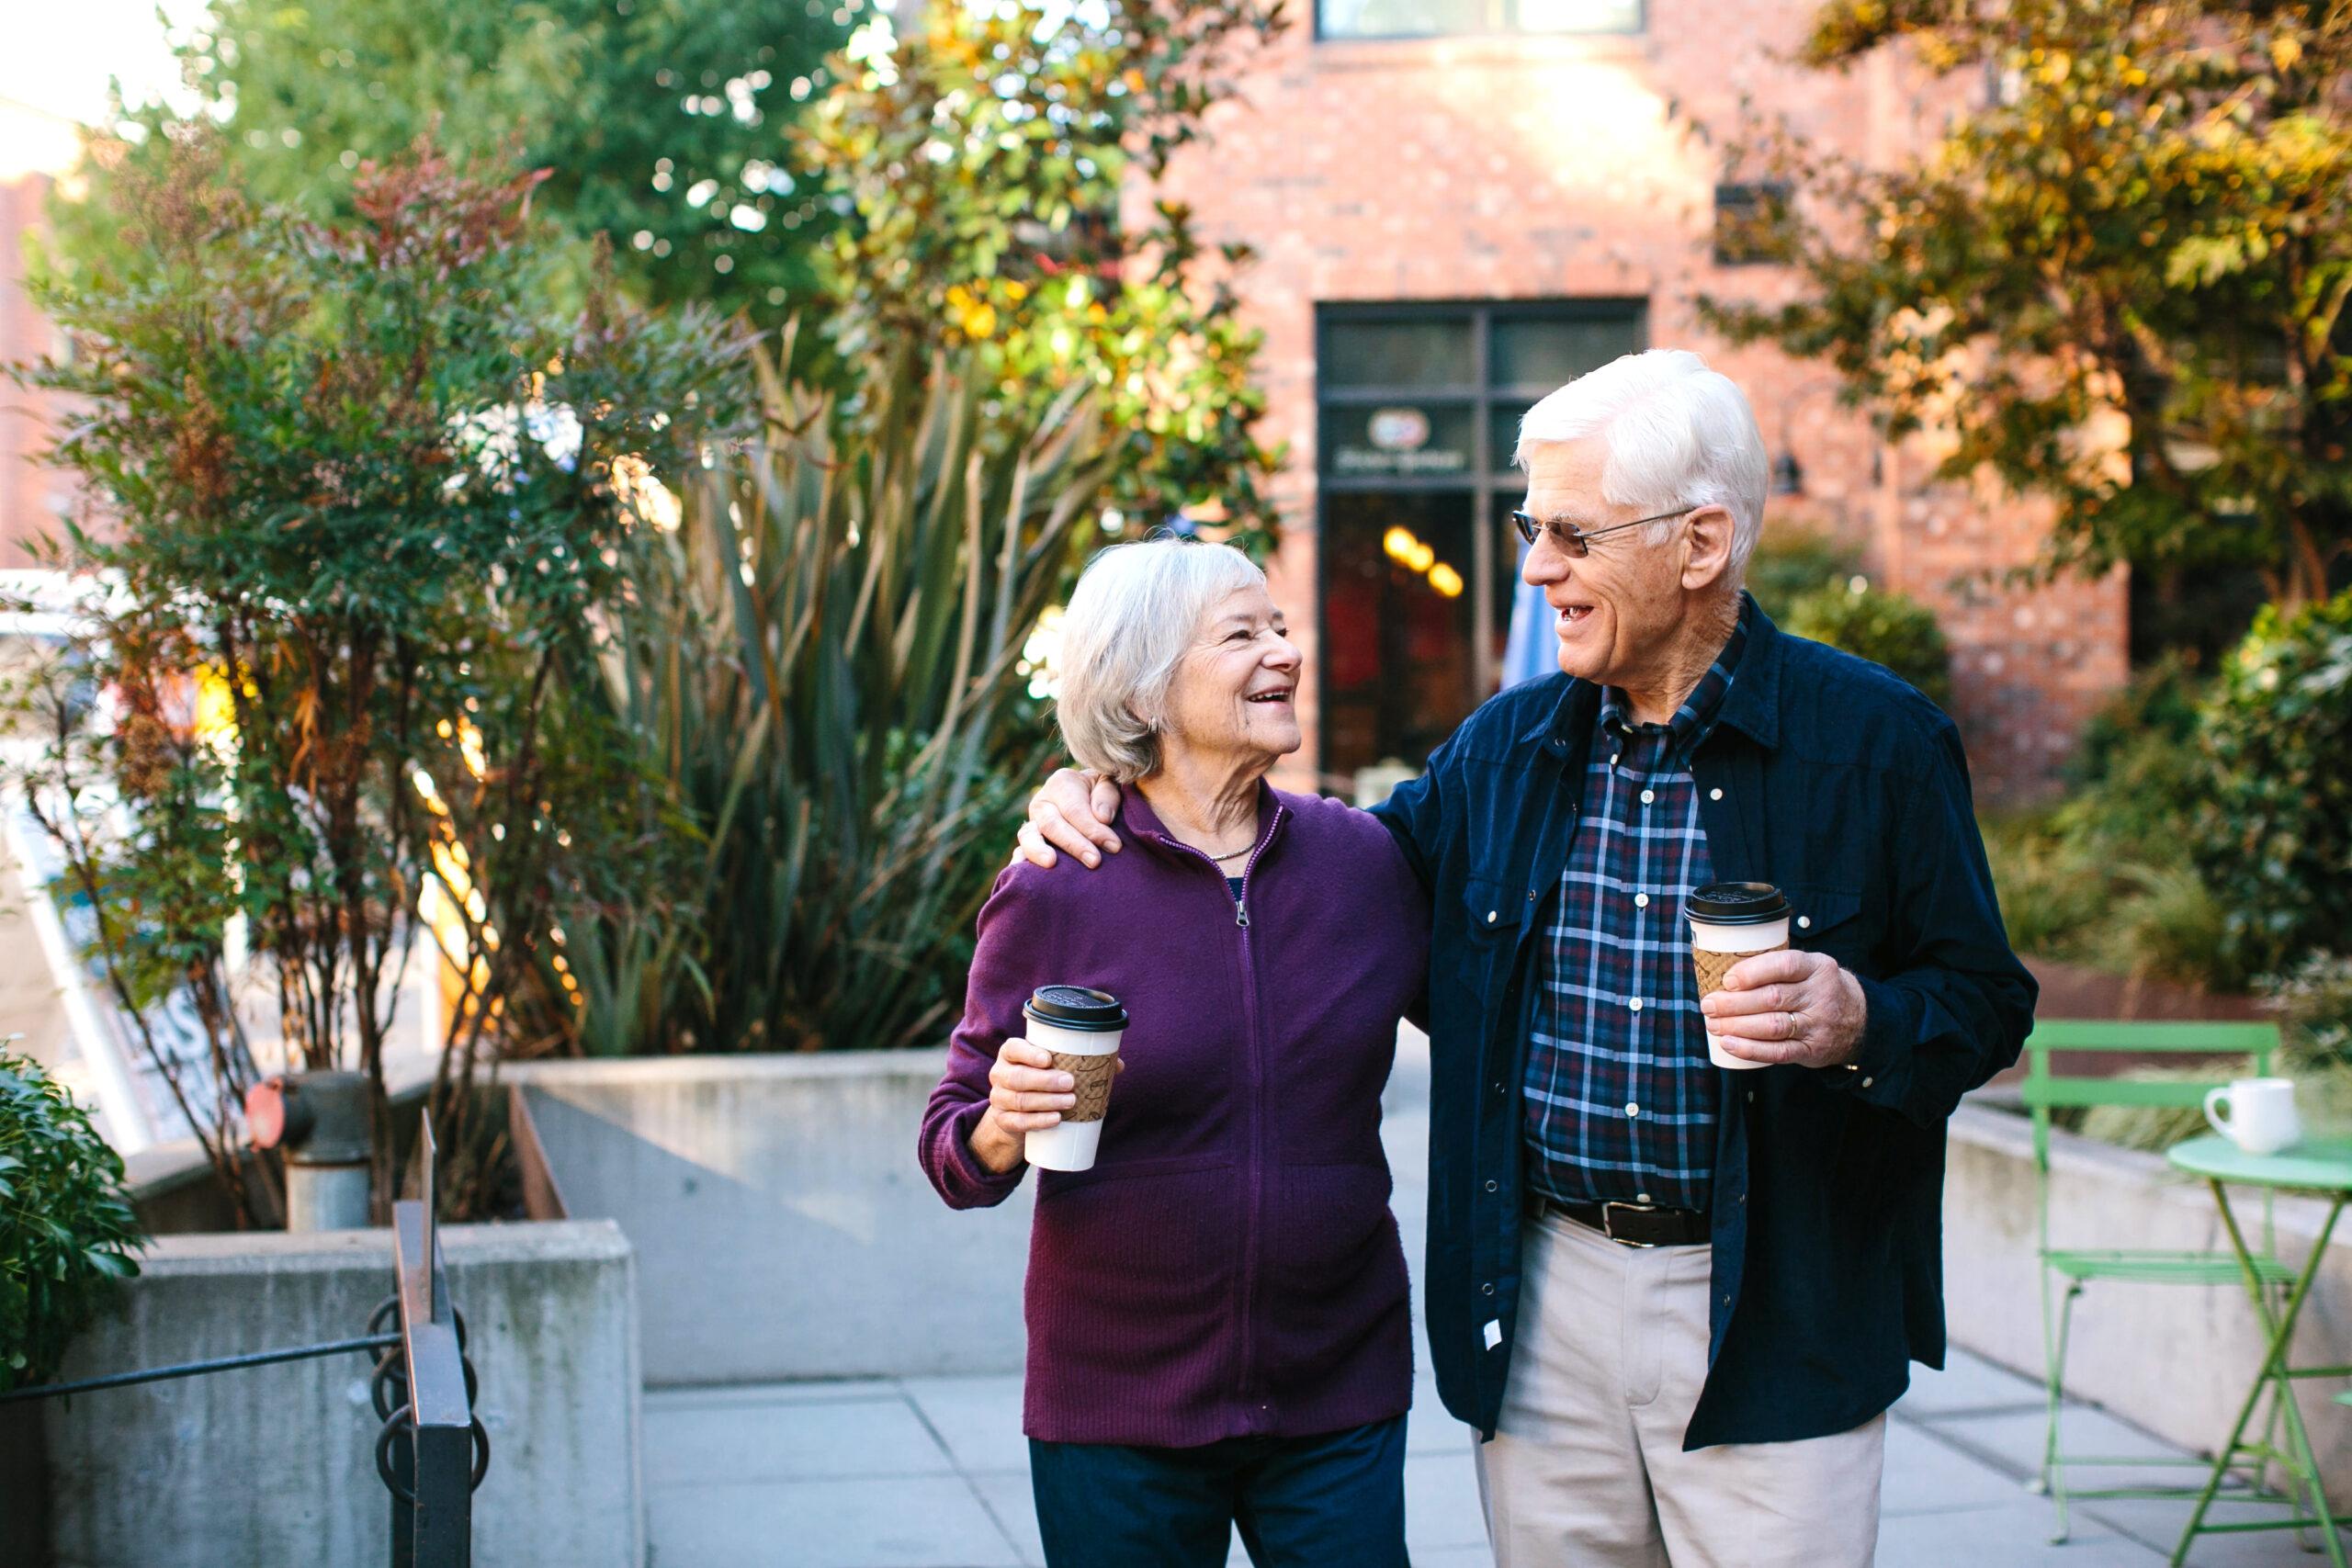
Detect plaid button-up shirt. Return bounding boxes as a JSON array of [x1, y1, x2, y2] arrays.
[[1522, 611, 1748, 1213]]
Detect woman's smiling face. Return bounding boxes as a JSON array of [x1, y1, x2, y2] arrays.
[[1156, 584, 1304, 769]]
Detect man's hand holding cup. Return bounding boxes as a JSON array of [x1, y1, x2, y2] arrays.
[[1700, 948, 1867, 1071]]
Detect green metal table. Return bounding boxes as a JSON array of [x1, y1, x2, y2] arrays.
[[2165, 1134, 2352, 1566]]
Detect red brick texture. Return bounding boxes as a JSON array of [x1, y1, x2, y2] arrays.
[[1143, 2, 2129, 803]]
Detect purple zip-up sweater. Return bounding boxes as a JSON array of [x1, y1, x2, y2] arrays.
[[920, 782, 1429, 1448]]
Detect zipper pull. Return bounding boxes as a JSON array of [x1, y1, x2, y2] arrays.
[[1235, 898, 1250, 929]]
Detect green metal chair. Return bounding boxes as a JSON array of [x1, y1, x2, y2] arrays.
[[2020, 1019, 2296, 1543]]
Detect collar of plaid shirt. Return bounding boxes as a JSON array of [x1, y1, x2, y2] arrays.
[[1523, 602, 1750, 1213]]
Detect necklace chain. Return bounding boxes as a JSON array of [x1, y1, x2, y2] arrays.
[[1209, 843, 1255, 863]]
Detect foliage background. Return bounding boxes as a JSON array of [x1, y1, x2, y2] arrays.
[[1706, 0, 2352, 618], [0, 1049, 142, 1393], [57, 0, 848, 326]]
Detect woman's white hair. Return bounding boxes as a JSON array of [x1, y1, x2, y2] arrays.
[[1056, 537, 1266, 784], [1512, 349, 1770, 581]]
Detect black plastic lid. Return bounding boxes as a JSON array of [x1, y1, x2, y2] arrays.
[[1024, 985, 1129, 1032], [1685, 881, 1791, 925]]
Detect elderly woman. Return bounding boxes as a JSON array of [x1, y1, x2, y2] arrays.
[[919, 537, 1428, 1568]]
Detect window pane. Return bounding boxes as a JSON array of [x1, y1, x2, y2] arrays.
[[1318, 0, 1634, 35], [1512, 0, 1641, 30], [1490, 402, 1532, 470], [1319, 0, 1492, 39], [1325, 401, 1477, 479], [1322, 317, 1475, 389], [1490, 312, 1645, 393], [1321, 491, 1481, 783]]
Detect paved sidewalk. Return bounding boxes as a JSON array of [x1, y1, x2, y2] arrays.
[[643, 1026, 2338, 1565], [642, 1345, 2329, 1566]]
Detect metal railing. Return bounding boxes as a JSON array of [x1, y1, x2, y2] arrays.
[[2, 1118, 487, 1567]]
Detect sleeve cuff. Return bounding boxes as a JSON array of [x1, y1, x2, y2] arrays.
[[937, 1101, 1025, 1207], [1825, 971, 1910, 1109]]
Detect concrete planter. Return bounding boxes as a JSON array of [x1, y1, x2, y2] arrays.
[[1943, 1101, 2352, 1480], [508, 1051, 1033, 1386], [3, 1219, 642, 1568]]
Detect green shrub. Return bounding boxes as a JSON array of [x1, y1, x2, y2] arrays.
[[2270, 954, 2352, 1070], [2193, 589, 2352, 977], [538, 341, 1121, 1055], [1980, 812, 2108, 960], [1979, 662, 2247, 991], [1746, 525, 1862, 623], [1785, 580, 1954, 708], [1, 1049, 143, 1393], [2079, 956, 2352, 1154], [2073, 653, 2205, 787]]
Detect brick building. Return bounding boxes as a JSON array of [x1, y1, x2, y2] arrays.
[[1150, 0, 2129, 804], [2, 160, 74, 568]]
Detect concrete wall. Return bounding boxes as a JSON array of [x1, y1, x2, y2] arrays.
[[24, 1220, 642, 1568], [1943, 1102, 2352, 1478], [510, 1053, 1034, 1387]]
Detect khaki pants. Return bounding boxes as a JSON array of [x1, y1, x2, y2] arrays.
[[1474, 1210, 1885, 1568]]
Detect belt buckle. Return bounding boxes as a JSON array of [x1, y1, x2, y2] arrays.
[[1599, 1201, 1658, 1248]]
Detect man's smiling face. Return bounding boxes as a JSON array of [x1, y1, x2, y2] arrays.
[[1519, 437, 1696, 691]]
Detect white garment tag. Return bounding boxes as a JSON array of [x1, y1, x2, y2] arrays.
[[1484, 1319, 1502, 1350]]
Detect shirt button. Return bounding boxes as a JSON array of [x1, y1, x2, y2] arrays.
[[1611, 753, 1621, 766], [1636, 1191, 1651, 1203], [1486, 1179, 1499, 1192], [1709, 787, 1724, 801], [1629, 998, 1645, 1013], [1487, 910, 1498, 923], [1625, 1101, 1641, 1118], [1797, 915, 1812, 930], [1862, 1077, 1876, 1089], [1634, 892, 1650, 908], [1639, 788, 1656, 805], [1482, 1282, 1496, 1296]]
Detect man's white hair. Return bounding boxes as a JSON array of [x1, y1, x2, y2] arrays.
[[1513, 348, 1770, 581], [1056, 537, 1266, 784]]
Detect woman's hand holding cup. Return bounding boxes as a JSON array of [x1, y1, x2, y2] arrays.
[[970, 1038, 1079, 1174]]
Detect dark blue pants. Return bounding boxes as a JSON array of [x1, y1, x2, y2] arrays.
[[1028, 1416, 1409, 1568]]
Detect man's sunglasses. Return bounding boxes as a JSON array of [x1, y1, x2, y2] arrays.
[[1510, 505, 1698, 558]]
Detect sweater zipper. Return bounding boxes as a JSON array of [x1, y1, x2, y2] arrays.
[[1152, 804, 1284, 1430], [1231, 804, 1282, 1429]]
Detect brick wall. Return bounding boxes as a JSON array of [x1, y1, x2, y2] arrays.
[[1146, 0, 2129, 803], [0, 172, 74, 568]]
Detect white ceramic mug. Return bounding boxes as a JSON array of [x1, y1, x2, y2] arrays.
[[2203, 1077, 2301, 1157]]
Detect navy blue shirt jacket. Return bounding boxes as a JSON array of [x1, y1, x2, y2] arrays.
[[1371, 597, 2037, 1450]]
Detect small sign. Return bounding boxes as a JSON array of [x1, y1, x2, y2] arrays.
[[1367, 407, 1431, 452]]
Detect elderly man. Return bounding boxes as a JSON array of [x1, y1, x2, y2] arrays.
[[1015, 348, 2035, 1567]]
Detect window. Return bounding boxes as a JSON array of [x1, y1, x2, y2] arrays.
[[1317, 0, 1640, 40], [1316, 301, 1645, 786], [1713, 182, 1792, 266]]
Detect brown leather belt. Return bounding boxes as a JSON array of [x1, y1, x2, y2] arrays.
[[1529, 1192, 1710, 1248]]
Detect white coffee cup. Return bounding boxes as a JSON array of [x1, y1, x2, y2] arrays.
[[1021, 986, 1127, 1172], [1686, 882, 1793, 1072], [2203, 1077, 2301, 1157]]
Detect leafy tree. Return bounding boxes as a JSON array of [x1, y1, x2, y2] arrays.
[[10, 131, 746, 1213], [59, 0, 847, 323], [0, 1047, 143, 1393], [808, 0, 1288, 549], [1705, 0, 2352, 613], [1785, 580, 1954, 707], [2194, 586, 2352, 976]]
